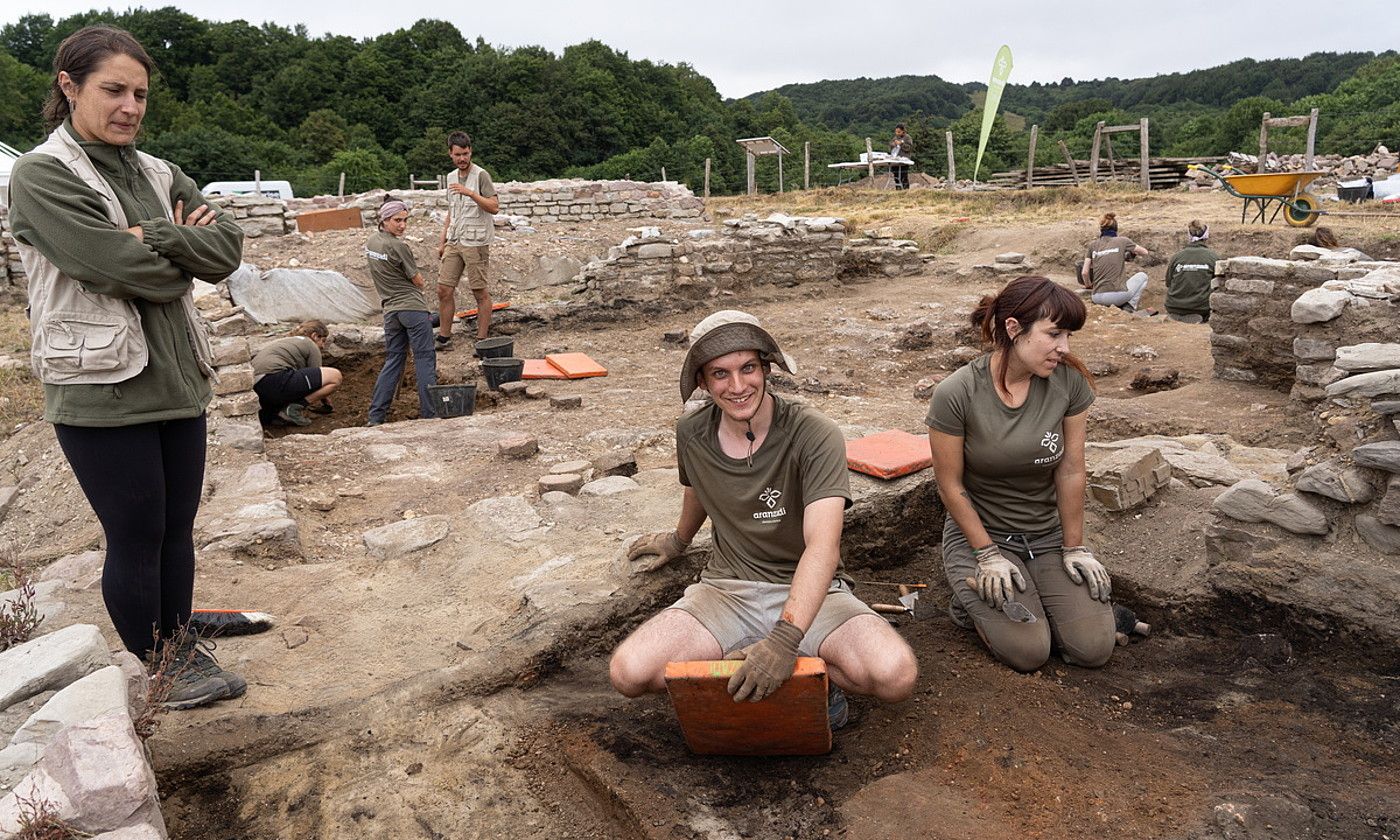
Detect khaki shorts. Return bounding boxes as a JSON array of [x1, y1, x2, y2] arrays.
[[440, 243, 489, 291], [667, 577, 876, 657]]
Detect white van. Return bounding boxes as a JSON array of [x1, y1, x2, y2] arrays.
[[202, 180, 295, 200]]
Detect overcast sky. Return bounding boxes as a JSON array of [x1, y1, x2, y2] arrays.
[[3, 1, 1397, 99]]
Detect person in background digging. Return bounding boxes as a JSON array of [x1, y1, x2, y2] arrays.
[[927, 276, 1116, 673], [7, 25, 245, 708], [251, 319, 342, 426], [436, 131, 499, 351], [1080, 212, 1151, 313], [610, 310, 917, 729], [1164, 220, 1220, 324], [890, 124, 914, 190], [366, 200, 437, 425]]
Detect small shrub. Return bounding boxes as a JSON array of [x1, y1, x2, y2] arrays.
[[12, 793, 90, 840], [0, 551, 42, 652]]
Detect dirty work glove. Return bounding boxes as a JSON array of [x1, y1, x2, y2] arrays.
[[624, 531, 690, 575], [1062, 546, 1112, 602], [724, 620, 804, 703], [964, 545, 1026, 610]]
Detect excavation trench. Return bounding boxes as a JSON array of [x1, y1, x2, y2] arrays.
[[152, 472, 1398, 840]]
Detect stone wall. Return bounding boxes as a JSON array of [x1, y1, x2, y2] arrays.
[[1208, 252, 1396, 391], [289, 178, 704, 228], [0, 204, 22, 298], [206, 194, 289, 239]]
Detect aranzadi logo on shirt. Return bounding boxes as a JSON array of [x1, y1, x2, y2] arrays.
[[753, 486, 787, 522], [366, 248, 390, 262], [1034, 430, 1062, 465]]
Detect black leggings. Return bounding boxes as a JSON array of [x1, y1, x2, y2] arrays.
[[54, 415, 207, 657]]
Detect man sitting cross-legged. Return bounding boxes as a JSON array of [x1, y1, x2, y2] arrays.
[[609, 310, 917, 727]]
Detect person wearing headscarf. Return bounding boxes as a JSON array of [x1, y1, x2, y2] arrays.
[[366, 199, 437, 424], [1164, 220, 1221, 324]]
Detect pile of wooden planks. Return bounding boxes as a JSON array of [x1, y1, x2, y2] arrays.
[[988, 156, 1224, 190]]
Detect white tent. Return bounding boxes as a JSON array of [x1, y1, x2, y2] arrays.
[[0, 140, 23, 206]]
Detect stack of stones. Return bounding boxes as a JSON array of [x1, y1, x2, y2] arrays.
[[1290, 262, 1400, 403], [205, 194, 288, 239], [288, 179, 705, 228], [0, 204, 20, 296], [1209, 251, 1399, 391], [1187, 146, 1398, 189], [841, 230, 928, 278], [191, 285, 269, 452], [0, 621, 166, 837], [577, 214, 851, 309]]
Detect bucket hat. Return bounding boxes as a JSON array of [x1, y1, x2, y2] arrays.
[[679, 310, 796, 401]]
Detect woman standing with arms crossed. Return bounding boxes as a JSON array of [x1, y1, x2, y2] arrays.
[[926, 276, 1115, 672], [8, 26, 246, 708]]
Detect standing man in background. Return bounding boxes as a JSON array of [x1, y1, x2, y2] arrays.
[[890, 124, 914, 190], [436, 131, 499, 351]]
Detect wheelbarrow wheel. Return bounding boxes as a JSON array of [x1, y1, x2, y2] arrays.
[[1284, 192, 1321, 227]]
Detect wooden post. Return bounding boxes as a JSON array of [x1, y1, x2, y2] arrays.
[[865, 137, 875, 184], [946, 130, 955, 187], [777, 152, 784, 194], [407, 173, 414, 191], [1259, 112, 1270, 173], [803, 142, 810, 190], [254, 169, 261, 196], [1059, 140, 1080, 185], [1026, 124, 1039, 189], [338, 171, 346, 199], [661, 166, 667, 183], [1305, 108, 1319, 171], [746, 151, 756, 196], [703, 158, 711, 199], [1089, 122, 1104, 183], [1139, 117, 1150, 192]]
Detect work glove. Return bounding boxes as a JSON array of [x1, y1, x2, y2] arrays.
[[724, 620, 804, 703], [623, 531, 689, 575], [964, 545, 1026, 610], [1062, 546, 1112, 602]]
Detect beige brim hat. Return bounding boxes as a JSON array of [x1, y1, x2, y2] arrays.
[[679, 310, 796, 401]]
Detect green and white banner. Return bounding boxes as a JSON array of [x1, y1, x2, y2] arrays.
[[974, 45, 1014, 183]]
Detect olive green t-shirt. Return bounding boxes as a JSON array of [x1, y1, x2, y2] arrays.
[[365, 231, 427, 314], [1165, 243, 1220, 317], [1086, 234, 1138, 295], [926, 354, 1094, 534], [677, 394, 852, 585], [251, 336, 320, 379]]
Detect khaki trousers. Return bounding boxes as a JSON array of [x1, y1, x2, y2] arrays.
[[942, 518, 1115, 672]]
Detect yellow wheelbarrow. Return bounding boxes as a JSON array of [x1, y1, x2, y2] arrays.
[[1188, 164, 1325, 227]]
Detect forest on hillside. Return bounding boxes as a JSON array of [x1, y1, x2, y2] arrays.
[[2, 9, 1397, 197]]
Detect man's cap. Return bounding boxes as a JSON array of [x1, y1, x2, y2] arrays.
[[679, 310, 796, 401]]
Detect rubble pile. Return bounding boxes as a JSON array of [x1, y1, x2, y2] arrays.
[[1184, 145, 1399, 189]]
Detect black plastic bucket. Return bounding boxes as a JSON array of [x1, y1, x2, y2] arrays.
[[481, 358, 525, 390], [475, 337, 515, 359], [427, 383, 476, 417]]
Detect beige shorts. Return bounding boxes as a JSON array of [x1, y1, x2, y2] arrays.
[[440, 243, 489, 291], [667, 577, 876, 657]]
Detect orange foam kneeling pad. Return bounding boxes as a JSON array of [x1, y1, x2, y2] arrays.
[[845, 429, 932, 479], [455, 301, 510, 319], [664, 658, 831, 756], [544, 352, 607, 379], [522, 359, 567, 380]]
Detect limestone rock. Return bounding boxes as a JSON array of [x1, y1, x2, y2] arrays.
[[1087, 447, 1171, 511], [209, 337, 251, 367], [1291, 337, 1336, 362], [1354, 514, 1400, 554], [212, 391, 260, 416], [38, 550, 104, 591], [1377, 476, 1400, 526], [538, 474, 584, 495], [579, 476, 642, 496], [497, 434, 539, 458], [593, 450, 638, 478], [1371, 399, 1400, 415], [361, 515, 450, 560], [548, 460, 592, 476], [1212, 479, 1329, 535], [0, 711, 163, 837], [467, 496, 549, 541], [208, 414, 265, 453], [994, 252, 1025, 264], [1333, 342, 1400, 372], [524, 385, 548, 400], [499, 381, 529, 398], [1295, 459, 1376, 504], [211, 363, 254, 396], [550, 395, 582, 409], [1290, 288, 1350, 324], [9, 665, 127, 747], [0, 741, 44, 789], [0, 624, 110, 711], [1325, 370, 1400, 398], [1351, 441, 1400, 473]]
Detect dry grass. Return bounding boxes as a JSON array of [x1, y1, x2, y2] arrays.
[[0, 548, 42, 652], [0, 307, 42, 435], [11, 793, 91, 839]]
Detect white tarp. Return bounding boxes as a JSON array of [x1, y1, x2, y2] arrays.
[[226, 263, 376, 324]]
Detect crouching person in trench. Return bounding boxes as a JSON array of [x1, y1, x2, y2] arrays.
[[609, 310, 917, 728]]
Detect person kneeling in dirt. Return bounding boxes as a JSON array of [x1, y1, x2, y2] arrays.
[[1080, 212, 1151, 313], [1163, 220, 1220, 324], [252, 319, 342, 426], [609, 310, 918, 728], [928, 276, 1116, 673]]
